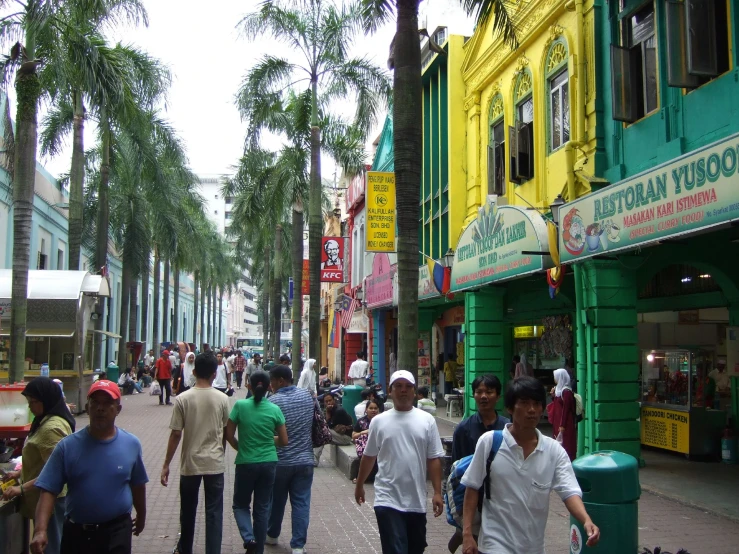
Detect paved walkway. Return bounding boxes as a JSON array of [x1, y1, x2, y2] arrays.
[[103, 389, 739, 554]]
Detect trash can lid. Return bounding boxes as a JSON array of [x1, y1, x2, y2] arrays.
[[572, 450, 641, 504], [107, 362, 119, 369]]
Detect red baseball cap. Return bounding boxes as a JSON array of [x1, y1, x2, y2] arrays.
[[162, 350, 170, 356], [88, 380, 121, 400]]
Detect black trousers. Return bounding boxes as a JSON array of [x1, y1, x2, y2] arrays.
[[61, 514, 132, 554], [158, 378, 172, 403], [234, 371, 243, 387], [374, 506, 427, 554]]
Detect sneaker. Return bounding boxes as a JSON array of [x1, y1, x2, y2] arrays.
[[291, 549, 305, 554], [244, 540, 257, 554], [159, 401, 164, 405], [265, 536, 278, 546], [166, 402, 173, 406]]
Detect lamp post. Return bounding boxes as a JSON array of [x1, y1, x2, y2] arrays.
[[442, 248, 455, 268], [550, 194, 565, 225]]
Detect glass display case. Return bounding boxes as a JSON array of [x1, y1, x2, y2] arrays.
[[640, 349, 726, 457]]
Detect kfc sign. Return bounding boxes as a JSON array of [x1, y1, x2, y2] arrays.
[[346, 170, 366, 211], [320, 237, 346, 283]]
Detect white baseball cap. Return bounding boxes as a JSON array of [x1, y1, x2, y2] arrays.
[[389, 370, 415, 387]]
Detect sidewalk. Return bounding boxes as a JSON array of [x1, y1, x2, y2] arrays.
[[105, 389, 739, 554]]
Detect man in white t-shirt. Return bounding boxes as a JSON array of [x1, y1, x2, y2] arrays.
[[348, 351, 369, 385], [461, 376, 600, 554], [355, 370, 444, 554]]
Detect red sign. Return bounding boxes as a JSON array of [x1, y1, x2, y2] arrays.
[[346, 170, 366, 211], [301, 259, 310, 295], [365, 253, 395, 308], [320, 237, 345, 282]]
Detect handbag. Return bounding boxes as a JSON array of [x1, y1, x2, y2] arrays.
[[311, 400, 332, 447]]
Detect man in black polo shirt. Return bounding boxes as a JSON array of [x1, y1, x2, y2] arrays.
[[448, 374, 509, 552]]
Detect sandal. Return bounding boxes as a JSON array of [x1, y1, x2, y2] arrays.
[[352, 478, 357, 484]]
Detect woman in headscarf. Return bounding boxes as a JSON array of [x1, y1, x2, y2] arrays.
[[181, 352, 196, 393], [514, 353, 535, 378], [549, 368, 577, 460], [1, 377, 75, 554], [296, 358, 317, 395]]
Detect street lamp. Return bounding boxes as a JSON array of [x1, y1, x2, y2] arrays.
[[334, 299, 342, 311], [550, 195, 565, 225], [355, 289, 364, 301], [442, 248, 455, 268]]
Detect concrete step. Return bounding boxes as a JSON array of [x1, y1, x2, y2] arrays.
[[330, 444, 360, 481]]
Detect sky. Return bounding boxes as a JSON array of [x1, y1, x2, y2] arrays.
[[37, 0, 398, 181]]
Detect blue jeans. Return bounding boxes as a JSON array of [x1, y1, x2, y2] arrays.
[[178, 473, 224, 554], [44, 496, 66, 554], [233, 463, 277, 553], [374, 506, 427, 554], [268, 464, 314, 549]]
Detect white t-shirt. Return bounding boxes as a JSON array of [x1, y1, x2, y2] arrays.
[[348, 359, 369, 379], [460, 425, 581, 554], [213, 363, 229, 389], [354, 400, 368, 420], [709, 369, 730, 391], [363, 407, 444, 513]]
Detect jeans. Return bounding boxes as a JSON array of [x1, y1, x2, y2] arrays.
[[374, 506, 427, 554], [233, 463, 277, 553], [268, 464, 314, 549], [178, 473, 224, 554], [235, 371, 243, 388], [158, 378, 172, 403], [60, 513, 132, 554]]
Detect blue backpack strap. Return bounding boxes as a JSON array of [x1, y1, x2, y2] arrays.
[[482, 430, 504, 500]]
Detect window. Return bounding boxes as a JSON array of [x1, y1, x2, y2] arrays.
[[37, 239, 47, 270], [488, 95, 506, 196], [546, 39, 570, 151], [225, 212, 233, 220], [57, 248, 64, 270], [214, 194, 219, 199], [225, 196, 233, 204], [665, 0, 730, 89], [510, 71, 534, 183], [612, 2, 658, 122]]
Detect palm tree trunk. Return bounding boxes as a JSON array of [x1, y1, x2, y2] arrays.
[[394, 0, 423, 379], [8, 58, 41, 383], [117, 262, 131, 366], [140, 258, 150, 346], [129, 279, 138, 342], [68, 91, 85, 270], [271, 224, 282, 359], [218, 286, 224, 349], [212, 285, 217, 346], [291, 205, 304, 378], [93, 123, 111, 370], [162, 258, 170, 343], [262, 253, 270, 358], [206, 284, 212, 346], [152, 246, 161, 353], [269, 266, 277, 359], [199, 277, 206, 347], [308, 77, 322, 362], [273, 277, 282, 359], [173, 264, 180, 342], [193, 270, 199, 345]]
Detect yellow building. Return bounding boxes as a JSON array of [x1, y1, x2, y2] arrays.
[[460, 0, 601, 220]]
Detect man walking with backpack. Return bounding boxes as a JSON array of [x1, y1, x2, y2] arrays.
[[355, 370, 445, 554], [460, 377, 600, 554]]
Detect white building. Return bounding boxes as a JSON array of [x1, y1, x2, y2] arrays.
[[196, 174, 259, 345]]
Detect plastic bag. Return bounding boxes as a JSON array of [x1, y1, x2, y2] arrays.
[[555, 430, 563, 444], [150, 381, 161, 396]]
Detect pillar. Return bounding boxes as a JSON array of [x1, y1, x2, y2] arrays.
[[464, 287, 507, 417], [372, 310, 387, 390], [728, 307, 739, 432], [577, 260, 641, 459]]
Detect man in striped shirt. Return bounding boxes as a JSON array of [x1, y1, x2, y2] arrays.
[[266, 365, 315, 554]]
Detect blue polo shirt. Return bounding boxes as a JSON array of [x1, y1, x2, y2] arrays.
[[451, 411, 510, 463], [35, 427, 149, 524]]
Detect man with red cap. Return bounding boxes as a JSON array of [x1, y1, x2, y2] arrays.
[[155, 350, 173, 405], [31, 380, 148, 554]]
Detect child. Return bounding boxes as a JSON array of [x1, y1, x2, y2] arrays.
[[416, 386, 436, 415]]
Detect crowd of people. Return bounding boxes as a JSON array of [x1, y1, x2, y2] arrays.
[[1, 343, 597, 554]]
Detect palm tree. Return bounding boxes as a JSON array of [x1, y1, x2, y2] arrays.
[[238, 0, 390, 368], [361, 0, 518, 376]]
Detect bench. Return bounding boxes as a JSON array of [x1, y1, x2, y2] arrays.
[[330, 444, 360, 481]]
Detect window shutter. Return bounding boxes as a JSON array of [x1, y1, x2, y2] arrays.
[[686, 0, 717, 76], [494, 142, 506, 196], [610, 45, 639, 123], [665, 0, 701, 88], [508, 126, 520, 184], [487, 145, 496, 195], [515, 121, 534, 181]]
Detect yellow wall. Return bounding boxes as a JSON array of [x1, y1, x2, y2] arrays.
[[447, 35, 469, 250], [460, 0, 598, 224]]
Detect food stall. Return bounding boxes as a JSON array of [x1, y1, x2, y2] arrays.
[[0, 270, 111, 413], [640, 349, 727, 457]]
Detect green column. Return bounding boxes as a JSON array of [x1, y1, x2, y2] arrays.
[[579, 260, 641, 459], [728, 306, 739, 432], [464, 287, 507, 417]]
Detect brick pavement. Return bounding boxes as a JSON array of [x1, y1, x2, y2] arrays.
[[101, 389, 739, 554]]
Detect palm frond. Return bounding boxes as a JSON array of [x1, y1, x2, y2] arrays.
[[461, 0, 519, 48]]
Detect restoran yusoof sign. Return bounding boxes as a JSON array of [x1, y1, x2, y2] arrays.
[[450, 201, 552, 293], [559, 132, 739, 263]]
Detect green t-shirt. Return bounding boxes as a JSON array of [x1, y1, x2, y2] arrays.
[[229, 398, 286, 465]]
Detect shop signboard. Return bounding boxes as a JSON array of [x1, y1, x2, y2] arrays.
[[301, 259, 310, 296], [450, 201, 551, 293], [0, 300, 10, 316], [347, 309, 368, 334], [365, 253, 396, 309], [418, 333, 431, 387], [346, 170, 366, 211], [559, 132, 739, 263], [366, 171, 396, 252], [320, 237, 346, 282], [419, 264, 440, 301], [640, 406, 689, 454]]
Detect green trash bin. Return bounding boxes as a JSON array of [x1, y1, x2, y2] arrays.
[[569, 451, 640, 554], [106, 362, 120, 385], [342, 385, 364, 424]]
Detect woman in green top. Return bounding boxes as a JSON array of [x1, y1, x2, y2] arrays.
[[2, 377, 75, 554], [226, 370, 287, 554]]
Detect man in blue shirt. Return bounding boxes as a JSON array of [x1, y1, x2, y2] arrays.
[[266, 364, 315, 554], [31, 380, 148, 554], [448, 374, 509, 553]]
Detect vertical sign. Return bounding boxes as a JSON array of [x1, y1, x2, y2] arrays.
[[288, 277, 294, 307], [320, 237, 346, 282], [301, 259, 310, 295], [366, 171, 396, 252]]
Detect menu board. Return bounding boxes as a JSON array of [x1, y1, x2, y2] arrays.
[[418, 333, 431, 387]]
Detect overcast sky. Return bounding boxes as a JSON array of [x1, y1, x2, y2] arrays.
[[36, 0, 397, 181]]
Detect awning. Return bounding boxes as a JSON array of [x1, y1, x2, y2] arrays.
[[0, 327, 75, 337], [0, 270, 110, 300], [91, 330, 122, 340]]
